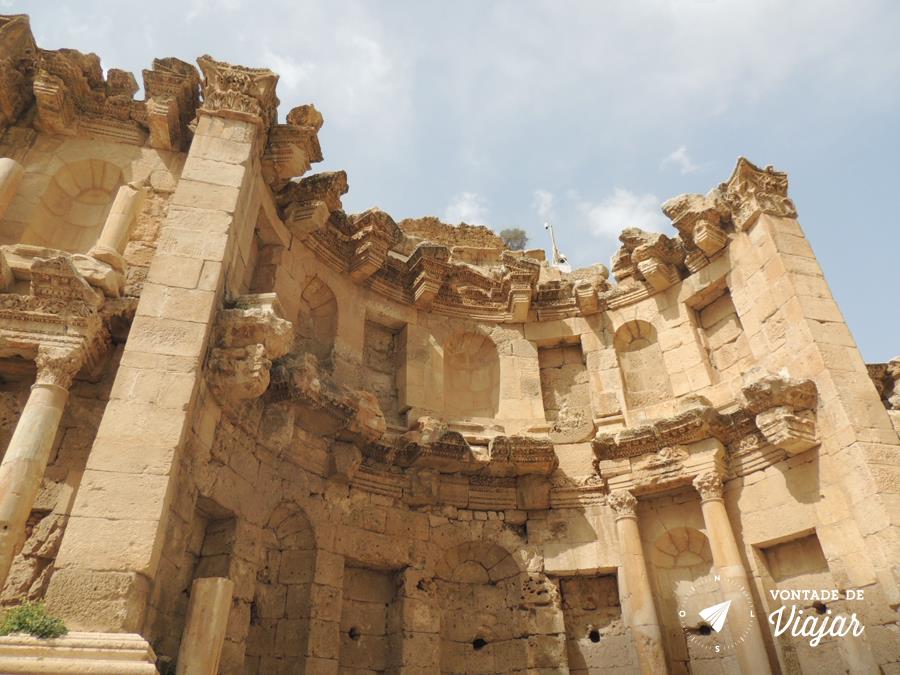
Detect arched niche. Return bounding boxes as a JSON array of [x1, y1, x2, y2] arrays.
[[613, 320, 672, 410], [434, 542, 536, 671], [295, 276, 338, 370], [21, 159, 125, 253], [442, 331, 500, 419], [244, 505, 316, 671]]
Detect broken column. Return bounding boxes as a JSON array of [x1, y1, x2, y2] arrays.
[[89, 182, 147, 269], [175, 577, 234, 675]]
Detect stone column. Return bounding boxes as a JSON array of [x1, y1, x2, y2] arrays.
[[89, 182, 146, 269], [0, 346, 81, 587], [0, 157, 24, 219], [608, 490, 668, 675], [175, 577, 234, 675], [693, 471, 772, 675]]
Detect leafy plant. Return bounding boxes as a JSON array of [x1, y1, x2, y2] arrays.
[[499, 228, 529, 251], [0, 601, 67, 638]]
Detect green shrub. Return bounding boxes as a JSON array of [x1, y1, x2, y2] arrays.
[[0, 601, 67, 638]]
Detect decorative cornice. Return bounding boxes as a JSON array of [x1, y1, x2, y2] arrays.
[[262, 104, 324, 187], [142, 57, 201, 151], [207, 293, 293, 405]]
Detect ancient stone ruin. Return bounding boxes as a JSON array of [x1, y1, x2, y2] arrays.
[[0, 12, 898, 675]]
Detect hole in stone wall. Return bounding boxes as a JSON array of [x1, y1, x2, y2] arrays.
[[588, 628, 601, 643], [472, 637, 488, 650], [697, 623, 712, 636], [348, 626, 360, 640], [814, 601, 828, 615]]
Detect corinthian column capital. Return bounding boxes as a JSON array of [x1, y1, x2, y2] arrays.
[[692, 470, 724, 502], [607, 490, 638, 519], [34, 345, 83, 390]]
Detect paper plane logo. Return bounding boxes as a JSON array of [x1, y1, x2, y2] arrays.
[[699, 599, 732, 633]]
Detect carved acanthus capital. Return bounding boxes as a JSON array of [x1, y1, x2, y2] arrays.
[[34, 345, 83, 389], [721, 157, 797, 231], [142, 57, 201, 151], [607, 490, 638, 518], [0, 14, 36, 131], [196, 55, 278, 130], [693, 470, 723, 502]]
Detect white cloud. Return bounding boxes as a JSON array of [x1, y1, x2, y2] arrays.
[[532, 189, 555, 222], [262, 49, 315, 90], [579, 189, 665, 239], [444, 192, 489, 225], [662, 146, 700, 174]]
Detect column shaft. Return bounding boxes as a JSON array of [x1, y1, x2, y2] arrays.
[[0, 157, 24, 218], [609, 491, 669, 675], [0, 383, 68, 586], [694, 473, 772, 675], [90, 183, 145, 268], [175, 577, 234, 675]]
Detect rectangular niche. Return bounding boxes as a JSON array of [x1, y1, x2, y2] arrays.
[[363, 320, 403, 429], [339, 566, 396, 673], [559, 575, 638, 674], [538, 342, 591, 424], [694, 288, 752, 380], [759, 532, 845, 673]]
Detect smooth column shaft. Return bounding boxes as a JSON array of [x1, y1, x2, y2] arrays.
[[91, 183, 145, 265], [0, 383, 68, 587], [175, 577, 234, 675], [699, 496, 773, 675], [616, 514, 669, 675]]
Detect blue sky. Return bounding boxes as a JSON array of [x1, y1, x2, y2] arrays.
[[11, 0, 900, 361]]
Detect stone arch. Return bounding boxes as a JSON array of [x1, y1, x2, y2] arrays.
[[650, 526, 717, 669], [244, 505, 316, 671], [614, 320, 672, 409], [435, 541, 521, 583], [442, 331, 500, 418], [295, 276, 338, 370], [21, 158, 125, 253]]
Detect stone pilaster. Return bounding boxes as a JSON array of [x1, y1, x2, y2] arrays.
[[0, 345, 82, 588], [693, 471, 772, 675], [608, 490, 669, 675], [44, 71, 269, 630], [386, 570, 440, 674]]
